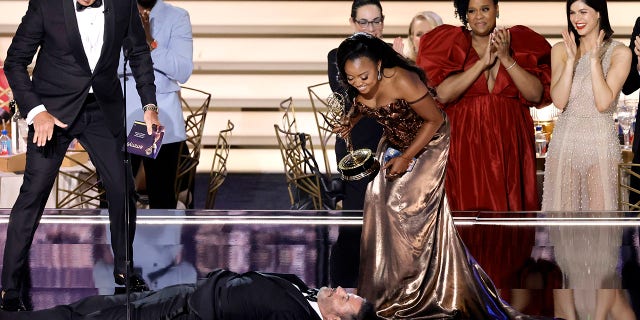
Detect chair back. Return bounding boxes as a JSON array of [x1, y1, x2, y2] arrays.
[[175, 86, 211, 208], [279, 97, 297, 133], [307, 82, 336, 177], [618, 161, 640, 210], [205, 120, 234, 209], [56, 146, 106, 208], [274, 123, 325, 210]]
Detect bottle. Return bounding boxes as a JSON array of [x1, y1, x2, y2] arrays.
[[0, 129, 11, 155], [534, 125, 547, 157]]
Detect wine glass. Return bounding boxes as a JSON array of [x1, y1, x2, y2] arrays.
[[618, 104, 633, 150], [624, 98, 639, 145]]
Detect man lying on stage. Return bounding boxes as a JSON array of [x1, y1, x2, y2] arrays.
[[0, 268, 379, 320]]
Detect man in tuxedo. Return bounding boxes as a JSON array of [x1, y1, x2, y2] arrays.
[[1, 0, 160, 311], [0, 269, 379, 320]]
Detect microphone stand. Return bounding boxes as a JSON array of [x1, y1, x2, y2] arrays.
[[122, 45, 132, 320]]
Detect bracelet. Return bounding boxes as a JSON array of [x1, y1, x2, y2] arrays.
[[142, 103, 158, 113], [504, 60, 517, 71]]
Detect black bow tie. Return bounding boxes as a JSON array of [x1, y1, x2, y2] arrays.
[[304, 288, 319, 302], [76, 0, 102, 12]]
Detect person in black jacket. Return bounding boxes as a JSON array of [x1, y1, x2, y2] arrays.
[[326, 0, 386, 289], [621, 15, 640, 318], [1, 0, 159, 311], [0, 269, 378, 320]]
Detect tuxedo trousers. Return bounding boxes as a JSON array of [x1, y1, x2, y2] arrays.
[[2, 284, 197, 320], [1, 95, 137, 293]]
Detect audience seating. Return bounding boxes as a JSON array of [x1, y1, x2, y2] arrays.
[[205, 120, 234, 209], [55, 147, 105, 209], [307, 82, 340, 177], [175, 86, 211, 208], [0, 1, 638, 174]]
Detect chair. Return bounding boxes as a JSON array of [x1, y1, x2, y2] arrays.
[[175, 86, 211, 208], [618, 161, 640, 211], [279, 97, 297, 133], [0, 87, 12, 113], [307, 82, 337, 178], [55, 146, 106, 209], [274, 124, 325, 210], [205, 120, 234, 209]]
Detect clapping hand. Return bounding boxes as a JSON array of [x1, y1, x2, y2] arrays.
[[561, 29, 577, 62], [392, 37, 404, 55], [491, 27, 511, 61], [589, 30, 606, 61], [481, 33, 498, 69]]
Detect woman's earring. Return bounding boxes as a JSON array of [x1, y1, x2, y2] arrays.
[[497, 13, 499, 18], [377, 69, 382, 81]]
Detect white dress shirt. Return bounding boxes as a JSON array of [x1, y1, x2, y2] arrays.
[[26, 0, 105, 124]]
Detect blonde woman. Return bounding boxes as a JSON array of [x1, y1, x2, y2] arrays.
[[404, 11, 443, 61]]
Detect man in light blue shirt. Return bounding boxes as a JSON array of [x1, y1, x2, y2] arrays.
[[119, 0, 193, 209]]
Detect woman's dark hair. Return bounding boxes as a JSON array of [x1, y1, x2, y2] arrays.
[[566, 0, 613, 46], [336, 32, 426, 102], [350, 0, 383, 20], [453, 0, 499, 26], [353, 300, 381, 320]]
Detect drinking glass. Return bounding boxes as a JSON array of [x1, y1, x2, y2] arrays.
[[618, 104, 633, 150], [624, 98, 638, 145]]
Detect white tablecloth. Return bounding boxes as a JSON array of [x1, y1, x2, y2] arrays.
[[0, 162, 98, 209]]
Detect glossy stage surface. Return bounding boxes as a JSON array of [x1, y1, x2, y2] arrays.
[[0, 209, 638, 319]]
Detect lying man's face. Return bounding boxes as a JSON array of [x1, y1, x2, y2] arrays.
[[317, 286, 365, 320]]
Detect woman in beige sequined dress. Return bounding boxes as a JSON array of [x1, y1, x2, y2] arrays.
[[542, 0, 634, 319], [335, 33, 550, 320]]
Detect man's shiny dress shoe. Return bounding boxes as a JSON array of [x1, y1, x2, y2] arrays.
[[114, 273, 150, 294], [0, 290, 26, 312]]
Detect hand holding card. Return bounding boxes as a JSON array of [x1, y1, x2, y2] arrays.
[[127, 121, 165, 159], [384, 147, 416, 172]]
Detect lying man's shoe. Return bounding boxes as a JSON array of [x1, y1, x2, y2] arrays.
[[0, 290, 25, 312], [114, 273, 150, 293]]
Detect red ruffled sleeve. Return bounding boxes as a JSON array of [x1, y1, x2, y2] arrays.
[[416, 25, 471, 89], [509, 25, 552, 108]]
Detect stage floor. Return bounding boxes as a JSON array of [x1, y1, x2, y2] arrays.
[[0, 209, 638, 318]]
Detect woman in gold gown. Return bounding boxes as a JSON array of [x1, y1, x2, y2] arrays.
[[335, 32, 550, 319]]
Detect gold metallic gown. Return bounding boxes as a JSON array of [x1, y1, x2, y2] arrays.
[[356, 100, 541, 319]]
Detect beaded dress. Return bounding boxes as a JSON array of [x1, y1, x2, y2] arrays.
[[542, 41, 624, 319], [356, 99, 546, 319], [542, 40, 622, 211]]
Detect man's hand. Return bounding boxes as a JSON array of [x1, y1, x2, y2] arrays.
[[143, 110, 161, 134], [32, 111, 67, 147]]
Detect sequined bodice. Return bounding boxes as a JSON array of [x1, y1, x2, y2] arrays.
[[564, 40, 622, 119], [355, 99, 423, 150]]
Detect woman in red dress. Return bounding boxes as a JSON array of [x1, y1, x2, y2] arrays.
[[418, 0, 551, 212], [417, 0, 553, 311]]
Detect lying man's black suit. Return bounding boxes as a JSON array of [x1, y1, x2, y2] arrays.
[[0, 269, 371, 320]]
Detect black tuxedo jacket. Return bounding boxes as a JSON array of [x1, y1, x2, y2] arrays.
[[189, 269, 322, 320], [4, 0, 156, 137], [623, 17, 640, 155], [0, 269, 322, 320]]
